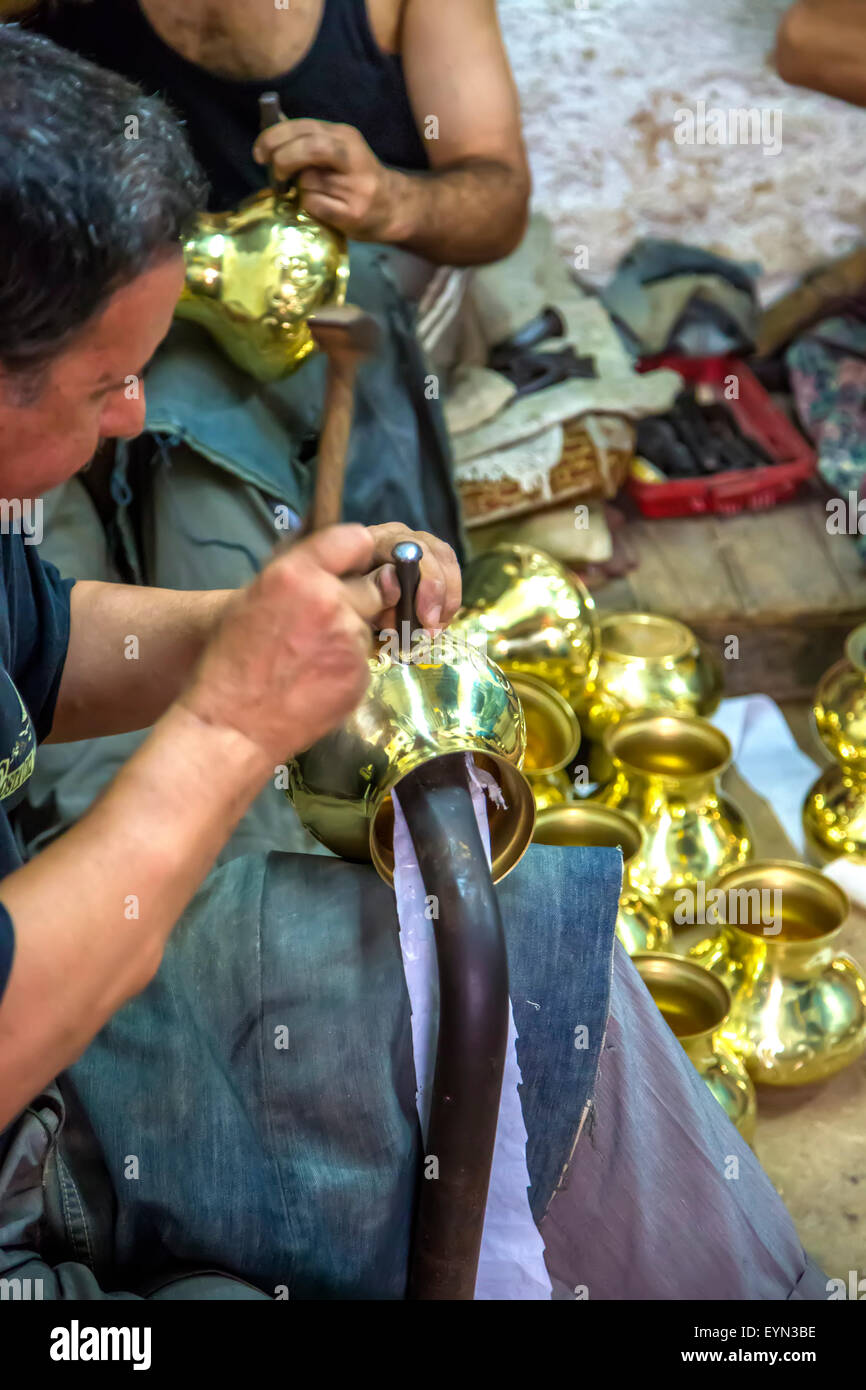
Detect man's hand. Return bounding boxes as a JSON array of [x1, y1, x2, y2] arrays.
[[366, 522, 462, 634], [253, 118, 401, 242], [181, 524, 381, 765]]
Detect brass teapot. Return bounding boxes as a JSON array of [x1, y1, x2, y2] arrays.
[[286, 627, 536, 886], [177, 185, 349, 382], [451, 545, 599, 711]]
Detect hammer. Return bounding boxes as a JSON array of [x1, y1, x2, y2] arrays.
[[308, 305, 381, 530]]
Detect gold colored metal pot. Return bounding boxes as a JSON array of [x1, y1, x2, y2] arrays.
[[804, 764, 866, 863], [803, 624, 866, 862], [286, 634, 535, 885], [632, 953, 756, 1142], [689, 861, 866, 1087], [576, 611, 722, 742], [451, 546, 599, 710], [177, 187, 349, 381], [595, 713, 751, 918], [533, 802, 672, 954], [509, 674, 580, 810]]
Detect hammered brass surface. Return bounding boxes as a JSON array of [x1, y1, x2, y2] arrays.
[[577, 611, 722, 741], [812, 622, 866, 770], [452, 545, 599, 710], [689, 861, 866, 1087], [533, 801, 673, 954], [177, 187, 349, 381], [596, 713, 752, 918], [287, 636, 535, 885], [632, 952, 757, 1141]]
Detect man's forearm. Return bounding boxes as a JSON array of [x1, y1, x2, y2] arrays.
[[0, 700, 273, 1129], [49, 581, 235, 743], [382, 159, 530, 266]]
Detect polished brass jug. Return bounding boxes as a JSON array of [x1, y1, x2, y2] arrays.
[[803, 622, 866, 862], [451, 545, 599, 710], [510, 673, 580, 809]]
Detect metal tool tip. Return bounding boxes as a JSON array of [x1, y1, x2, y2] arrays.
[[392, 541, 423, 564]]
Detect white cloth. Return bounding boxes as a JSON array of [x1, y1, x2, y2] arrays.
[[391, 758, 551, 1300], [712, 694, 820, 856]]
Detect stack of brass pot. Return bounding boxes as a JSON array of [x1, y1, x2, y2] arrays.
[[595, 711, 752, 920], [451, 545, 599, 711], [803, 622, 866, 862], [533, 802, 672, 954], [286, 631, 535, 885], [632, 953, 756, 1141], [509, 673, 581, 810], [576, 611, 722, 782], [690, 861, 866, 1086], [177, 185, 350, 382]]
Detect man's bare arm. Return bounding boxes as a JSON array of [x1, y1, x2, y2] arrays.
[[777, 0, 866, 107]]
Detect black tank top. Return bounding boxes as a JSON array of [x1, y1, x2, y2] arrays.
[[25, 0, 429, 209]]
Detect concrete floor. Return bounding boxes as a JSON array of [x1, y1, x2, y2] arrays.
[[718, 707, 866, 1282]]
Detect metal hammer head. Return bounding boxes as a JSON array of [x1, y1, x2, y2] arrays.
[[308, 305, 382, 361]]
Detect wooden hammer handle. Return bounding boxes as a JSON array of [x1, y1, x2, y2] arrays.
[[310, 360, 358, 530]]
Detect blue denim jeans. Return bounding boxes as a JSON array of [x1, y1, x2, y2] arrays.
[[0, 844, 826, 1300]]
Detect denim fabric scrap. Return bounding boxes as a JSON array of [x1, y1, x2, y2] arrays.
[[44, 843, 621, 1299]]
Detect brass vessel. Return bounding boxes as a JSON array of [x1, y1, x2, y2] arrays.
[[510, 674, 580, 810], [804, 623, 866, 862], [533, 802, 672, 954], [577, 611, 722, 742], [177, 186, 349, 381], [632, 953, 756, 1142], [286, 633, 535, 885], [451, 546, 599, 710], [689, 861, 866, 1087], [595, 713, 752, 918]]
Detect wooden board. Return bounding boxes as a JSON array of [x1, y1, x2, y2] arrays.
[[595, 487, 866, 700]]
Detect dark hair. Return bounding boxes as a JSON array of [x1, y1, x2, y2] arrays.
[[0, 25, 207, 393]]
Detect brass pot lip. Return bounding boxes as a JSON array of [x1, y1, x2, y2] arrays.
[[599, 611, 696, 664], [602, 711, 731, 779], [714, 858, 849, 940], [533, 801, 643, 863], [844, 622, 866, 674], [631, 951, 732, 1039], [510, 673, 581, 773]]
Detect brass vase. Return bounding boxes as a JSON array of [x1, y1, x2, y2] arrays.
[[510, 674, 581, 810], [177, 186, 349, 381], [450, 545, 599, 711], [533, 802, 672, 954], [595, 712, 752, 918], [689, 861, 866, 1087], [286, 633, 535, 885], [576, 611, 722, 743], [804, 623, 866, 862], [632, 953, 757, 1142]]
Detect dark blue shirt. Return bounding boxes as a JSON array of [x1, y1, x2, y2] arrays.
[[0, 534, 73, 1005]]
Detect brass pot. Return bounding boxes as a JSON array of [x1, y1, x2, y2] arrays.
[[576, 611, 722, 743], [595, 712, 752, 918], [812, 622, 866, 769], [689, 861, 866, 1087], [533, 802, 672, 954], [286, 634, 535, 885], [509, 674, 580, 810], [632, 953, 756, 1142], [177, 187, 349, 381], [451, 545, 599, 710]]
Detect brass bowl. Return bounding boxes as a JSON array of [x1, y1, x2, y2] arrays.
[[812, 622, 866, 770], [510, 673, 580, 809], [596, 712, 752, 917], [287, 635, 535, 885], [451, 545, 599, 710], [803, 764, 866, 863], [689, 861, 866, 1087], [533, 802, 672, 954], [577, 611, 722, 742], [177, 187, 349, 381], [632, 952, 756, 1141]]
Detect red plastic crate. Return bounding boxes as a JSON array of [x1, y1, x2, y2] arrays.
[[629, 355, 816, 519]]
